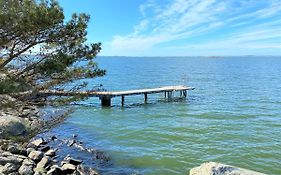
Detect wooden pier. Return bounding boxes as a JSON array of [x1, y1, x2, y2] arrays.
[[39, 85, 195, 107]]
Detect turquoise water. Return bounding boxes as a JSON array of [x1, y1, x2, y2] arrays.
[[48, 57, 281, 174]]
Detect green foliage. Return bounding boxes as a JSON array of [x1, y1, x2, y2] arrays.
[[0, 0, 105, 100], [0, 76, 30, 94], [52, 95, 89, 106]]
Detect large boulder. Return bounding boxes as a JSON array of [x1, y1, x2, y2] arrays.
[[0, 114, 30, 139], [189, 162, 266, 175]]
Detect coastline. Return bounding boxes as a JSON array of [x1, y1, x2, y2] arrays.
[[0, 95, 108, 175]]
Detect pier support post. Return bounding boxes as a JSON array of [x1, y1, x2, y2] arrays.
[[183, 90, 187, 97], [167, 91, 173, 100], [144, 93, 148, 103], [100, 96, 112, 107], [121, 95, 125, 106]]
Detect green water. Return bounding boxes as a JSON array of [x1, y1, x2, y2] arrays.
[[47, 56, 281, 174]]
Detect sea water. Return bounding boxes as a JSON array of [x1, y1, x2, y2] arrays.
[[44, 56, 281, 175]]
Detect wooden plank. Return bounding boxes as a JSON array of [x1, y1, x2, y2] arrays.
[[38, 85, 195, 98], [106, 86, 194, 97]]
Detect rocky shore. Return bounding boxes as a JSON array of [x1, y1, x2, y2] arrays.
[[0, 95, 109, 175], [0, 135, 111, 175]]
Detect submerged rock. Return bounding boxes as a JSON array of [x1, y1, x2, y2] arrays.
[[64, 157, 82, 166], [189, 162, 266, 175]]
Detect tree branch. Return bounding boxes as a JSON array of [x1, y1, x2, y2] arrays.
[[0, 38, 46, 69]]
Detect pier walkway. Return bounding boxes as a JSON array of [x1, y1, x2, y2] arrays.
[[40, 85, 195, 106]]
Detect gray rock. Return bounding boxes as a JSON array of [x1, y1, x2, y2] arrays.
[[89, 168, 99, 175], [0, 163, 20, 174], [40, 146, 50, 152], [0, 164, 5, 174], [18, 109, 30, 118], [0, 73, 7, 81], [0, 95, 16, 105], [0, 115, 29, 139], [30, 138, 46, 147], [33, 167, 47, 175], [18, 164, 34, 175], [0, 151, 13, 157], [76, 165, 85, 175], [22, 159, 35, 167], [66, 157, 82, 166], [47, 165, 62, 175], [8, 172, 20, 175], [11, 155, 27, 160], [28, 151, 43, 162], [26, 148, 35, 156], [77, 165, 99, 175], [60, 160, 68, 166], [45, 149, 56, 157], [0, 156, 23, 165], [61, 163, 76, 174], [19, 106, 39, 117], [189, 162, 266, 175], [7, 145, 20, 154], [67, 140, 76, 147], [36, 157, 51, 169]]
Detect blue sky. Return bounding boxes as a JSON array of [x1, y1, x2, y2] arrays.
[[58, 0, 281, 56]]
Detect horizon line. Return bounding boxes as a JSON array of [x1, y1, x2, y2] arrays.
[[97, 55, 281, 58]]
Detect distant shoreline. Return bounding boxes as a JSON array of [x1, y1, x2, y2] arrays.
[[96, 55, 281, 58]]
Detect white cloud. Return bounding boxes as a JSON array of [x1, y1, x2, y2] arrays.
[[166, 26, 281, 55], [105, 0, 281, 56]]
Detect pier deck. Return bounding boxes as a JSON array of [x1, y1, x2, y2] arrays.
[[40, 85, 195, 106]]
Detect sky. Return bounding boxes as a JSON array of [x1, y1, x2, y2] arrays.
[[58, 0, 281, 56]]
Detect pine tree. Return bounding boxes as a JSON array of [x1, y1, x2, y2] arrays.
[[0, 0, 105, 102]]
